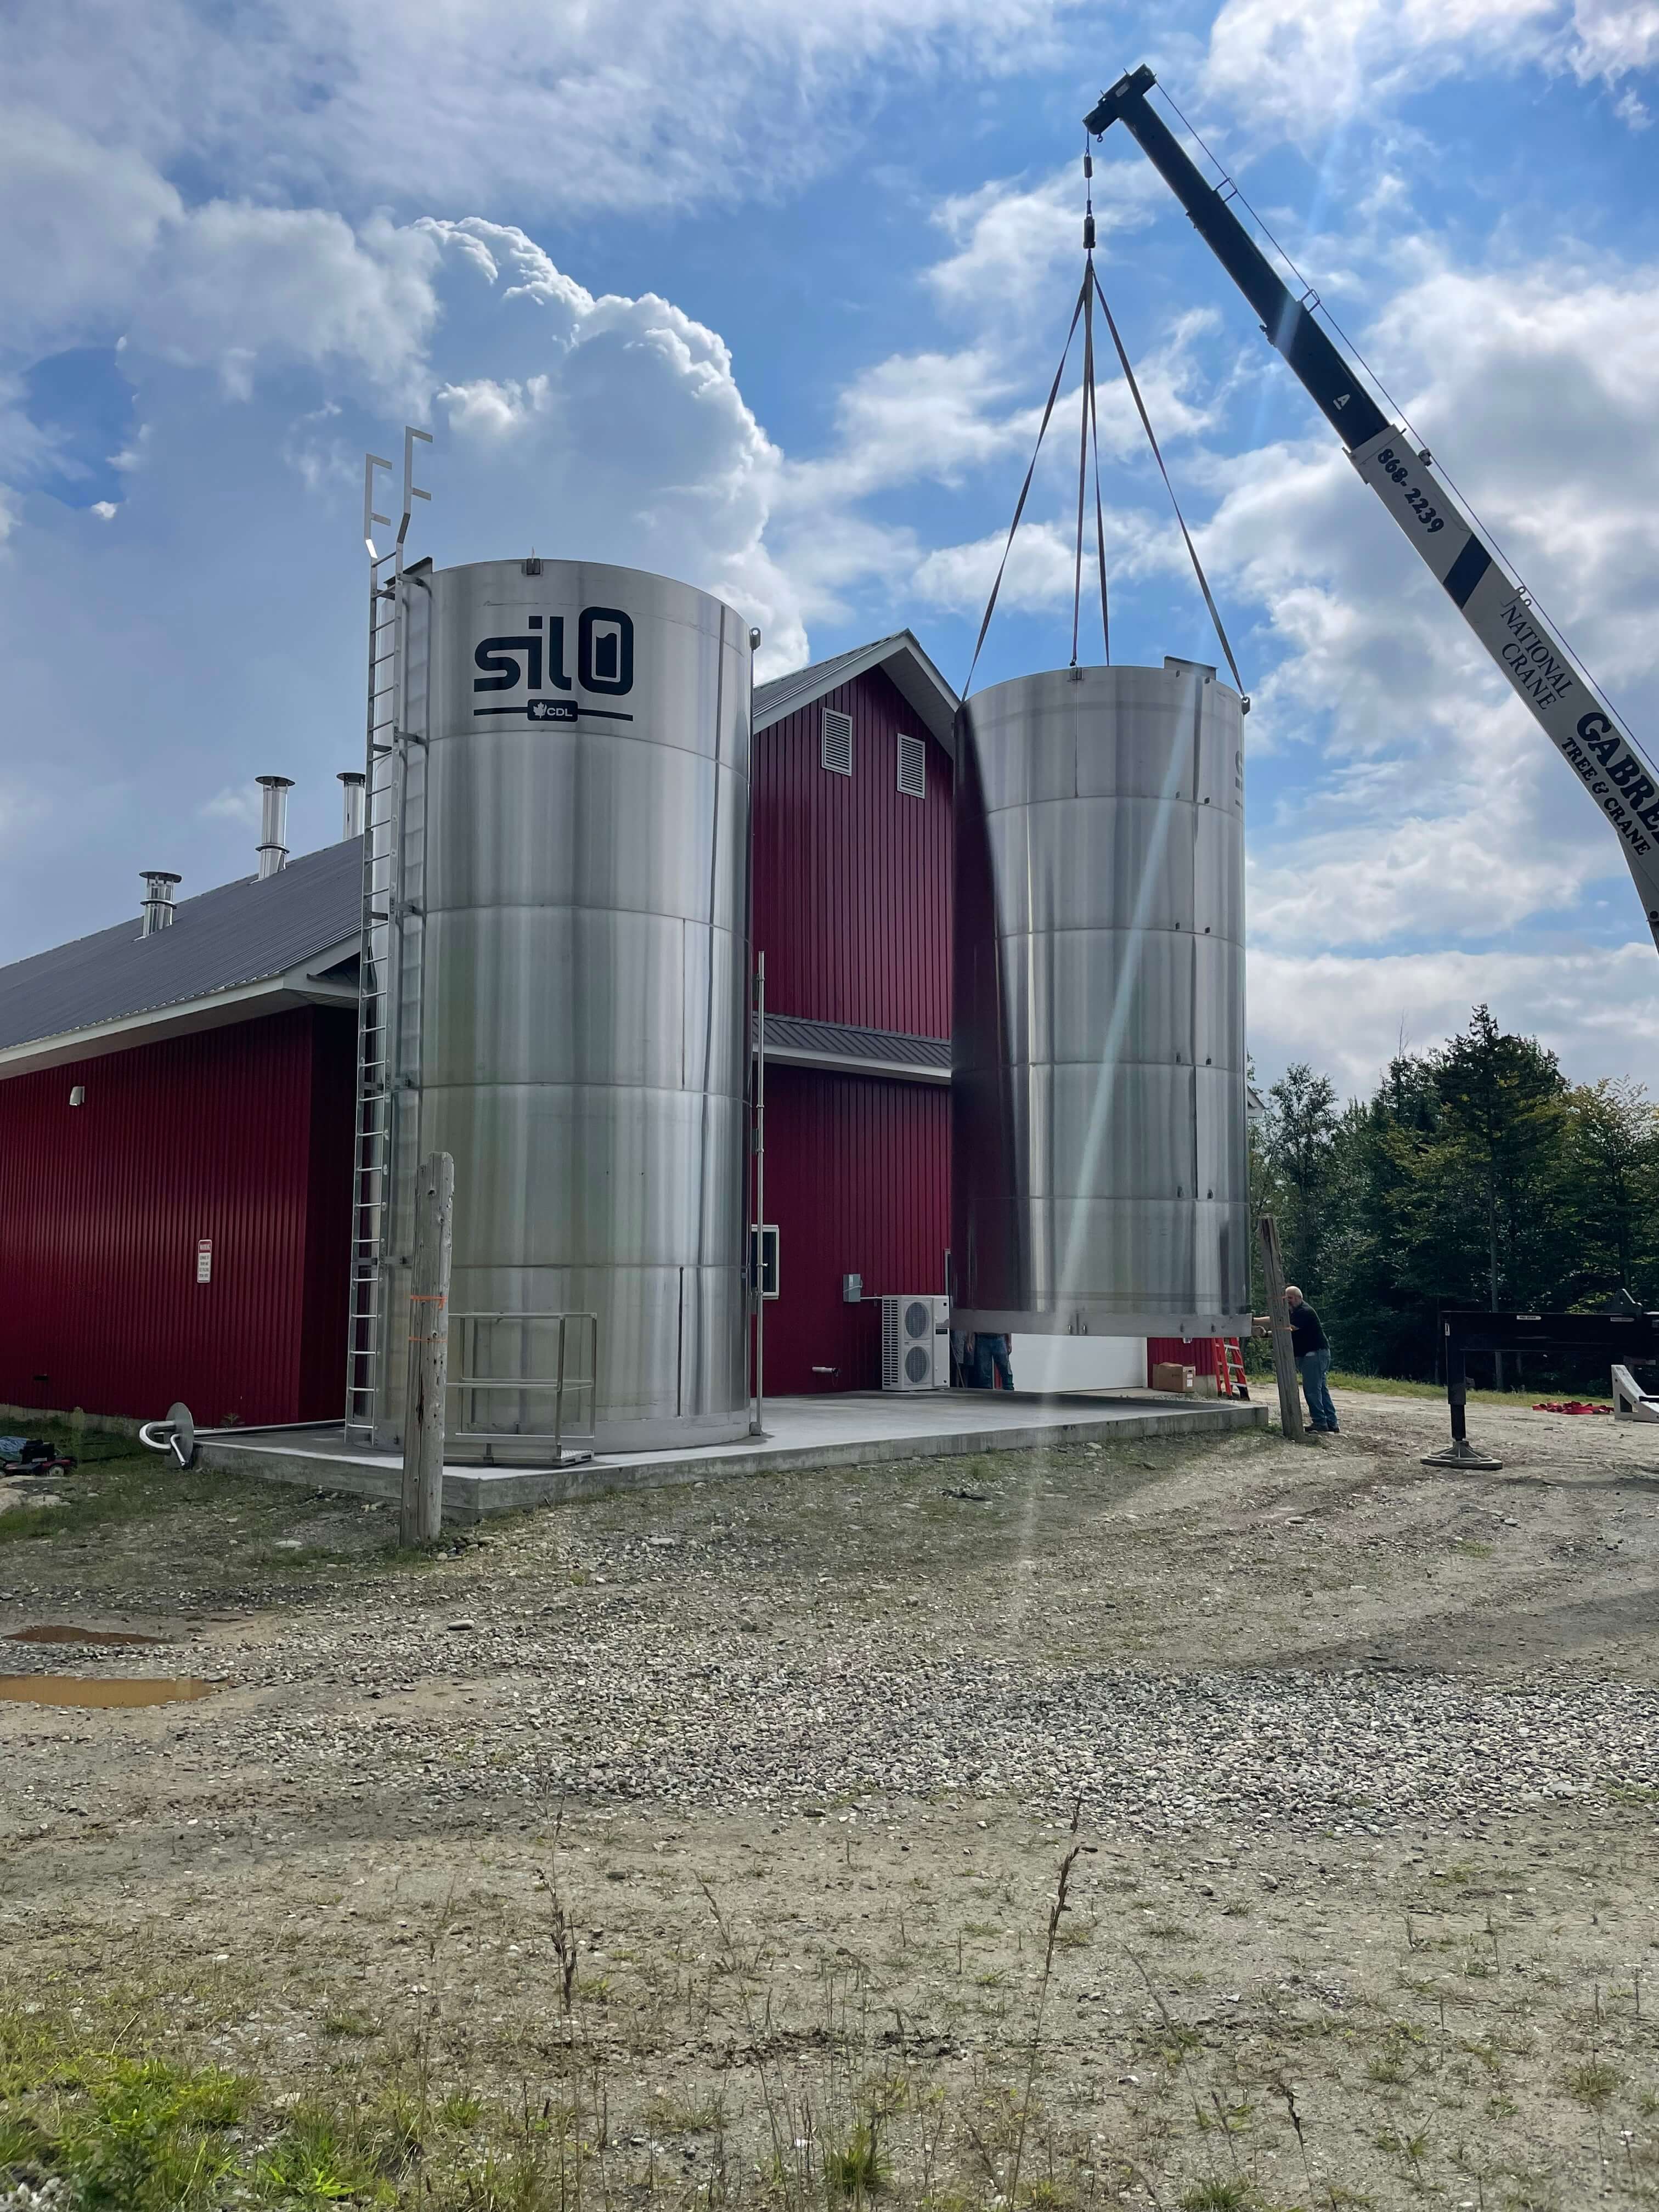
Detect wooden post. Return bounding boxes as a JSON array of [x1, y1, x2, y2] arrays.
[[401, 1151, 454, 1545], [1256, 1212, 1306, 1443]]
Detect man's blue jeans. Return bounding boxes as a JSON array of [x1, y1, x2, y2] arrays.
[[973, 1334, 1014, 1390], [1300, 1348, 1337, 1431]]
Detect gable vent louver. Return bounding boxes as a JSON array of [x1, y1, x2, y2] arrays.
[[820, 707, 853, 776], [897, 732, 926, 799]]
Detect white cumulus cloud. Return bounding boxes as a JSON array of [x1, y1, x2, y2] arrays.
[[1249, 940, 1659, 1092], [129, 206, 442, 399]]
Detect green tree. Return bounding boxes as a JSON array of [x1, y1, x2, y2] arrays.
[[1431, 1004, 1568, 1329], [1263, 1062, 1339, 1295], [1322, 1054, 1444, 1378], [1560, 1079, 1659, 1300], [1246, 1020, 1659, 1386], [1341, 1008, 1568, 1386], [1244, 1070, 1285, 1363]]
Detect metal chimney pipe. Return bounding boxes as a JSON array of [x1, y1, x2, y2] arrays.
[[139, 870, 181, 938], [256, 775, 294, 878], [338, 770, 366, 839]]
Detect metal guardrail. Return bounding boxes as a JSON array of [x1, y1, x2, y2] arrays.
[[445, 1310, 599, 1461]]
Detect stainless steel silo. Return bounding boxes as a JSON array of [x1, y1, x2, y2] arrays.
[[951, 659, 1249, 1341], [371, 558, 752, 1456]]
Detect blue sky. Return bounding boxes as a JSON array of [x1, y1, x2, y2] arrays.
[[4, 0, 1658, 1093]]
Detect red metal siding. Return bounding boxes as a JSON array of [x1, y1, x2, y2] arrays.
[[1146, 1336, 1222, 1383], [298, 1008, 358, 1418], [757, 1065, 949, 1396], [753, 667, 953, 1036], [0, 1008, 349, 1426]]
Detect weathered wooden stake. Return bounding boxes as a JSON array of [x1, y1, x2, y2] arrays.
[[1256, 1212, 1307, 1444], [401, 1151, 454, 1545]]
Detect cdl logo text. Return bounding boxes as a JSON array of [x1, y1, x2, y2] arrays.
[[474, 607, 634, 698]]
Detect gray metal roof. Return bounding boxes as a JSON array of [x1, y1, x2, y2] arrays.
[[0, 838, 362, 1056], [757, 1013, 951, 1082], [754, 630, 960, 754]]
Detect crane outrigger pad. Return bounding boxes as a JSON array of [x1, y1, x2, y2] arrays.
[[1421, 1437, 1503, 1471]]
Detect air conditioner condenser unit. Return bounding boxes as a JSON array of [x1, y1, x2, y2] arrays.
[[881, 1295, 950, 1391]]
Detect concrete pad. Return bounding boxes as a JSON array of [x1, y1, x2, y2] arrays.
[[195, 1390, 1264, 1518]]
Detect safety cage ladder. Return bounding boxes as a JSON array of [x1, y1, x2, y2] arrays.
[[345, 431, 433, 1445]]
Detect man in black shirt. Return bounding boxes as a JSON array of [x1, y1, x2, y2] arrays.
[[1286, 1286, 1338, 1433]]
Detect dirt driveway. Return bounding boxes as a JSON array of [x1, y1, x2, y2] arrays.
[[3, 1390, 1658, 2209]]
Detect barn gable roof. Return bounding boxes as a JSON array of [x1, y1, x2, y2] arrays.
[[0, 838, 362, 1077], [753, 631, 959, 756]]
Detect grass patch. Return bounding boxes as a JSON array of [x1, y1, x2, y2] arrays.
[[1566, 2058, 1620, 2107], [31, 2055, 252, 2211], [0, 1450, 259, 1549], [649, 2089, 725, 2134], [1327, 1370, 1565, 1407], [1178, 2181, 1254, 2211], [824, 2120, 884, 2197]]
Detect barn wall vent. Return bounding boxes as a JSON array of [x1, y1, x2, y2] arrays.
[[820, 707, 853, 776], [897, 732, 926, 799]]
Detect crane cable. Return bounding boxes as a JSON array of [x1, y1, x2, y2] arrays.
[[960, 275, 1089, 701], [1072, 144, 1110, 672], [962, 143, 1249, 710], [1091, 262, 1248, 706]]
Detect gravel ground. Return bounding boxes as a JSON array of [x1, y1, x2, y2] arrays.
[[4, 1389, 1659, 2206], [5, 1389, 1658, 1843]]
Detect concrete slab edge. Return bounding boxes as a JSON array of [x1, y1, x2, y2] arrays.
[[197, 1399, 1264, 1520]]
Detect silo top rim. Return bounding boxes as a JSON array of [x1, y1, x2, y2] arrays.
[[964, 659, 1241, 708], [421, 554, 748, 630]]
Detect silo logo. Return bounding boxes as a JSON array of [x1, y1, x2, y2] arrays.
[[472, 606, 635, 723]]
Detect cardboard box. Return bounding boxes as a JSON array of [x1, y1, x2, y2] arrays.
[[1151, 1362, 1195, 1395]]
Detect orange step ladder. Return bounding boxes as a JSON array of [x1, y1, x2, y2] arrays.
[[1218, 1337, 1250, 1400]]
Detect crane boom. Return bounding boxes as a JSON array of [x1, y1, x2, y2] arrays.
[[1085, 64, 1659, 952]]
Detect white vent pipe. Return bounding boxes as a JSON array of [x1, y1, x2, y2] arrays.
[[139, 870, 180, 937], [338, 771, 365, 839], [256, 775, 294, 878]]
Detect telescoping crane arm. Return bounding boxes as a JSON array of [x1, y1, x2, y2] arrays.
[[1085, 65, 1659, 952]]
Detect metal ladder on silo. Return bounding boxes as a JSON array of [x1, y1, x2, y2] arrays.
[[345, 431, 433, 1446]]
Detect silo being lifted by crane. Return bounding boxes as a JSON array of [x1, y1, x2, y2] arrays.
[[951, 657, 1251, 1344], [356, 557, 753, 1458]]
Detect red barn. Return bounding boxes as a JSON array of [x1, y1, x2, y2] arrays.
[[749, 633, 958, 1394], [0, 842, 361, 1424], [0, 631, 961, 1424]]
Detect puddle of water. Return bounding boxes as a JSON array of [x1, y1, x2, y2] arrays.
[[7, 1625, 165, 1647], [0, 1676, 213, 1709]]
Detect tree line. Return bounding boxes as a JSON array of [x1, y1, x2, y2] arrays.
[[1252, 1004, 1659, 1384]]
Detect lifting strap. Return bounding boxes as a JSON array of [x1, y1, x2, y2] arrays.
[[961, 148, 1248, 711], [1071, 243, 1111, 670], [1091, 263, 1248, 704], [961, 275, 1088, 703]]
